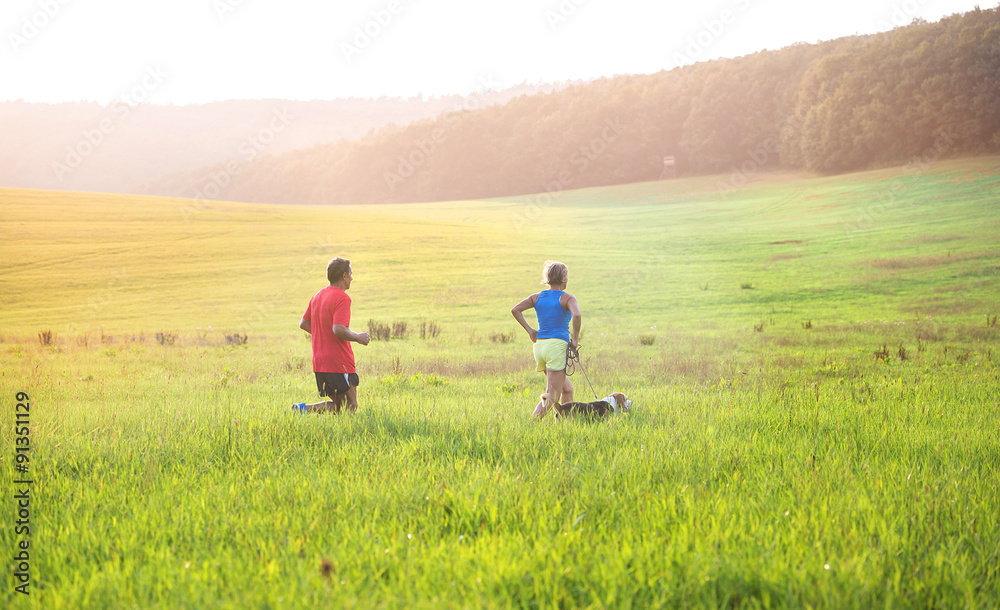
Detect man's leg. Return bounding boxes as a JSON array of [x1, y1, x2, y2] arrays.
[[320, 375, 349, 412], [343, 385, 358, 412], [305, 388, 348, 413], [303, 380, 342, 413], [302, 396, 340, 413]]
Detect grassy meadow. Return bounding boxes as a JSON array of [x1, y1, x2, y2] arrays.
[[1, 157, 999, 607]]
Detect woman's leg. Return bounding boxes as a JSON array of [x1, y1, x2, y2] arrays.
[[533, 368, 567, 419], [562, 375, 574, 404]]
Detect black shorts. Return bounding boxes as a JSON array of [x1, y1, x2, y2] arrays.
[[314, 372, 360, 397]]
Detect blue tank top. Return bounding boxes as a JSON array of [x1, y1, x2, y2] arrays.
[[536, 290, 571, 342]]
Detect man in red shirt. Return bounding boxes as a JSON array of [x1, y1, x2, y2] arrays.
[[294, 257, 370, 413]]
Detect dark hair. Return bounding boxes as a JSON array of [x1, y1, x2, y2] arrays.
[[326, 257, 351, 284]]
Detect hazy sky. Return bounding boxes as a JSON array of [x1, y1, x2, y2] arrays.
[[1, 0, 989, 104]]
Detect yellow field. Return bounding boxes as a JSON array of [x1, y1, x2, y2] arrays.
[[3, 157, 998, 345]]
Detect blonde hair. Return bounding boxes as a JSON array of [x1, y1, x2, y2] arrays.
[[541, 260, 568, 286]]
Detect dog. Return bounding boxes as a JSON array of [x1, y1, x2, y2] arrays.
[[542, 392, 631, 419]]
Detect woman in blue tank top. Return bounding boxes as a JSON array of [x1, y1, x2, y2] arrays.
[[511, 261, 582, 419]]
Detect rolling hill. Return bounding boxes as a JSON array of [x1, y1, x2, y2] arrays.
[[140, 8, 1000, 206]]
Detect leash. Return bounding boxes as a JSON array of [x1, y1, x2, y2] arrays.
[[565, 343, 600, 401]]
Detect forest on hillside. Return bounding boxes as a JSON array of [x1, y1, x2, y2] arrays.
[[0, 82, 570, 194], [145, 7, 1000, 205]]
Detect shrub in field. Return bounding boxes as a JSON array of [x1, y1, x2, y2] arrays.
[[639, 334, 656, 345], [420, 320, 442, 339], [368, 320, 391, 341], [753, 321, 765, 332], [874, 344, 889, 361], [225, 333, 248, 346], [282, 358, 307, 372], [367, 320, 410, 340], [897, 344, 909, 361], [38, 330, 53, 346], [740, 281, 755, 289], [490, 331, 514, 344], [802, 320, 813, 329], [76, 334, 89, 347], [155, 331, 177, 346], [195, 327, 212, 344], [391, 321, 408, 339], [987, 314, 997, 328]]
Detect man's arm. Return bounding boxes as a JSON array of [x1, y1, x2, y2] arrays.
[[333, 324, 371, 346], [299, 318, 311, 334]]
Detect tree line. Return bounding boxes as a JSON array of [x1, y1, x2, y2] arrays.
[[146, 7, 1000, 205]]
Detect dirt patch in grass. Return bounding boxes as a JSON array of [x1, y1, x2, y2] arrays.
[[900, 234, 965, 246], [863, 250, 997, 271], [932, 284, 969, 293], [902, 299, 980, 316], [768, 253, 804, 263]]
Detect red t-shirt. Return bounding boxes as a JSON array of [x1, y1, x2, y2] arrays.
[[302, 286, 355, 373]]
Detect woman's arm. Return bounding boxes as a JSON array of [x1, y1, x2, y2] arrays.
[[511, 294, 539, 342], [563, 293, 582, 348]]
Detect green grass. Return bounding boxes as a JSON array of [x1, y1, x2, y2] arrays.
[[1, 157, 999, 608]]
